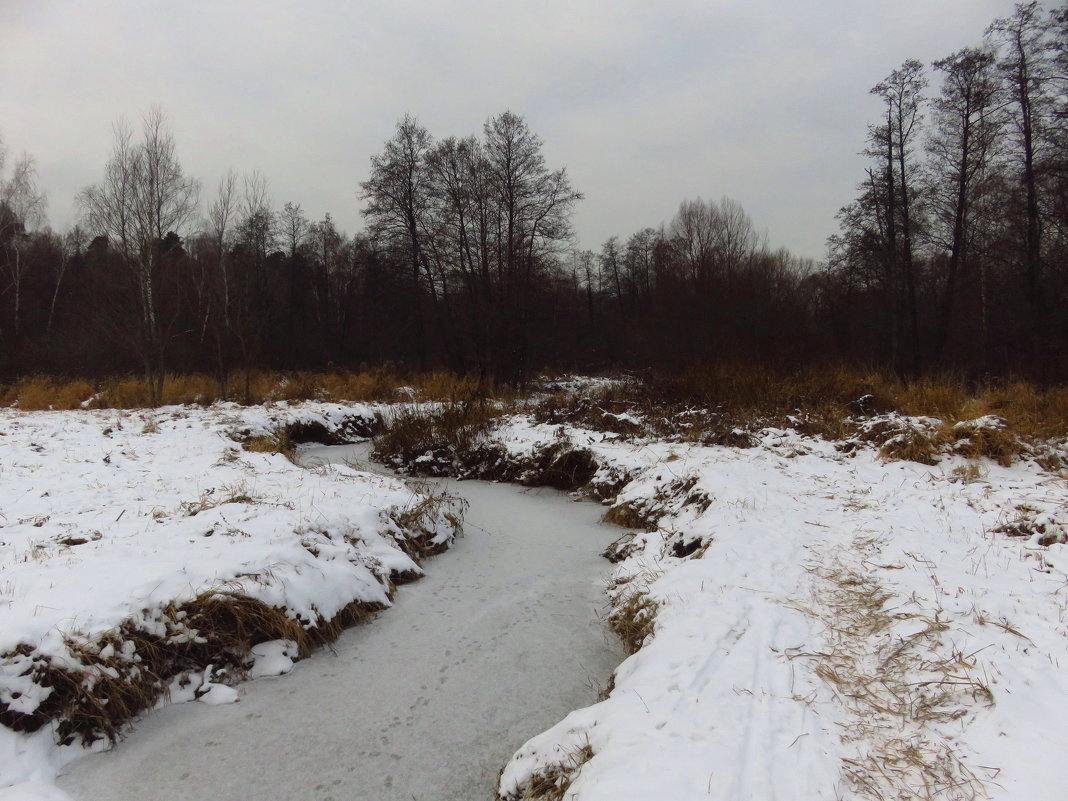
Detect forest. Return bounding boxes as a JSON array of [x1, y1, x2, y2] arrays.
[[3, 1, 1068, 397]]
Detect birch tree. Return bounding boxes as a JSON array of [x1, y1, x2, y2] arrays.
[[79, 108, 199, 400]]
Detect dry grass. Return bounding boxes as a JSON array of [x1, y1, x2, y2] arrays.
[[0, 586, 393, 747], [372, 402, 503, 475], [852, 414, 1028, 467], [947, 419, 1024, 467], [534, 366, 1068, 454], [3, 366, 1065, 470], [994, 506, 1068, 546], [373, 403, 615, 497], [389, 491, 467, 565], [1, 366, 1066, 438], [607, 586, 659, 654], [966, 381, 1068, 439], [601, 533, 639, 563], [874, 424, 943, 466], [602, 501, 659, 530], [0, 369, 503, 410], [180, 482, 255, 516], [790, 542, 993, 801], [500, 743, 594, 801], [241, 430, 293, 455], [950, 461, 987, 483], [0, 376, 97, 410]]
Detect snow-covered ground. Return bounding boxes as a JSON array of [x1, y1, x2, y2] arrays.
[[489, 416, 1068, 800], [0, 404, 460, 800], [5, 397, 1068, 801], [57, 444, 622, 801]]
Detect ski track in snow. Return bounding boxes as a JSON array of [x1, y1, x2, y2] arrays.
[[56, 444, 623, 801]]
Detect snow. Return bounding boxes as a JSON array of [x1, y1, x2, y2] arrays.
[[6, 399, 1068, 800], [246, 640, 298, 679], [57, 447, 622, 801], [194, 682, 239, 706], [0, 404, 459, 799], [488, 415, 1068, 800]]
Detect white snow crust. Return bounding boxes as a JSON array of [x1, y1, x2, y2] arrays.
[[57, 450, 622, 801], [492, 415, 1068, 801], [7, 396, 1068, 801], [0, 403, 458, 799]]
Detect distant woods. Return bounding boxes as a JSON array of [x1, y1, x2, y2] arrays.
[[4, 1, 1068, 392], [829, 1, 1068, 379]]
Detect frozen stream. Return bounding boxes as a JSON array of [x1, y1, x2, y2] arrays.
[[57, 443, 623, 801]]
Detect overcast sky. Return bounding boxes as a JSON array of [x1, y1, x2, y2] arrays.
[[1, 0, 1020, 259]]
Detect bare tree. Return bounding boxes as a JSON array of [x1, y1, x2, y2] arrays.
[[47, 226, 85, 335], [1, 150, 48, 337], [669, 198, 720, 287], [600, 236, 625, 316], [231, 171, 276, 401], [279, 201, 309, 259], [208, 170, 239, 321], [361, 115, 434, 368], [987, 3, 1051, 329], [482, 111, 582, 381], [79, 108, 200, 400], [624, 228, 659, 309], [200, 170, 240, 389], [870, 59, 928, 374], [927, 47, 1003, 362]]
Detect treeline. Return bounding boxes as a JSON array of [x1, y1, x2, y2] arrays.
[[827, 1, 1068, 379], [3, 1, 1068, 394], [0, 110, 590, 397]]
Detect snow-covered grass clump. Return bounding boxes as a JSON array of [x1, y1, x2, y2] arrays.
[[0, 402, 462, 797], [471, 415, 1068, 801]]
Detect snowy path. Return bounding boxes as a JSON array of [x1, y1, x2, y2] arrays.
[[57, 445, 623, 801]]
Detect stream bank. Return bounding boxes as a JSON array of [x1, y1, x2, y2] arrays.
[[57, 444, 623, 801]]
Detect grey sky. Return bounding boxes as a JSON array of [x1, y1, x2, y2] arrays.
[[1, 0, 1017, 260]]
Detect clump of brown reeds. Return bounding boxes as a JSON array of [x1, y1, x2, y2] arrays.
[[500, 743, 595, 801], [388, 491, 467, 565], [994, 505, 1068, 546], [874, 423, 944, 466], [533, 365, 1068, 462], [947, 417, 1026, 467], [602, 500, 659, 530], [240, 430, 294, 455], [607, 586, 659, 655], [0, 369, 503, 410], [372, 402, 503, 475], [0, 376, 97, 410], [601, 533, 638, 563]]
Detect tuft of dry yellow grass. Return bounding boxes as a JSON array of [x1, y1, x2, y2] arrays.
[[500, 743, 595, 801], [0, 369, 503, 410], [2, 367, 1067, 450], [0, 376, 96, 410]]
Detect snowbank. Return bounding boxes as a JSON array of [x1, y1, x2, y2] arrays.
[[481, 416, 1068, 800], [0, 403, 462, 799]]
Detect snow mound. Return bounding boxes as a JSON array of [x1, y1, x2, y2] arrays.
[[247, 640, 299, 679], [0, 402, 462, 798], [487, 414, 1068, 801]]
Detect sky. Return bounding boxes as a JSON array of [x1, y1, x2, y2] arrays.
[[0, 0, 1020, 260]]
